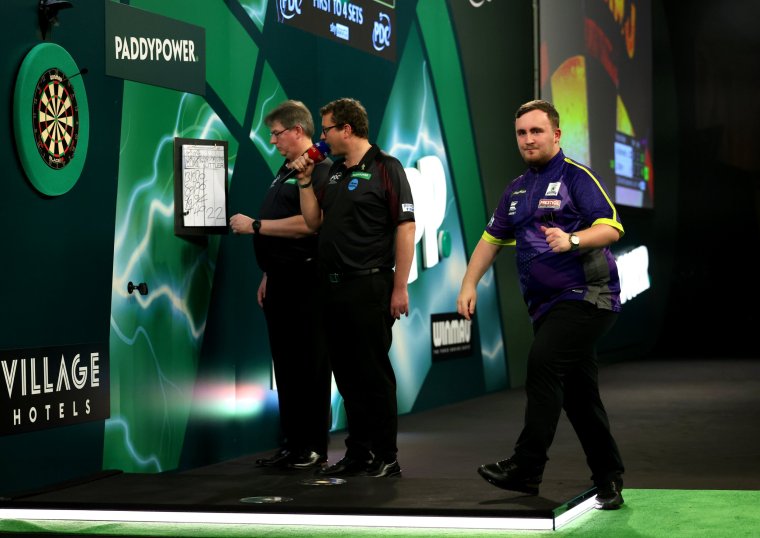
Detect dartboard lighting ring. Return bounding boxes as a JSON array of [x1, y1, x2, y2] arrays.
[[14, 43, 89, 196]]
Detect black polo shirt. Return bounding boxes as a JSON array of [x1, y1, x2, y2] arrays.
[[253, 158, 332, 274], [317, 144, 415, 272]]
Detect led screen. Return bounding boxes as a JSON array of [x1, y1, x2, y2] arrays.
[[539, 0, 653, 208], [275, 0, 396, 62]]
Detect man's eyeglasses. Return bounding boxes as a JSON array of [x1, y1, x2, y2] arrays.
[[322, 124, 343, 135], [270, 127, 291, 138]]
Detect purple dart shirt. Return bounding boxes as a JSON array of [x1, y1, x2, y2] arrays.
[[483, 149, 624, 321]]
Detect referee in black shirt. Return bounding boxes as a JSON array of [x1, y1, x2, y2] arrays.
[[230, 100, 333, 470], [291, 98, 416, 478]]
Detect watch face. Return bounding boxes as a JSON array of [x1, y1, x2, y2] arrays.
[[33, 68, 80, 170]]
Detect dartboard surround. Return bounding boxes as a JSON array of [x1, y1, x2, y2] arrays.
[[13, 43, 90, 196]]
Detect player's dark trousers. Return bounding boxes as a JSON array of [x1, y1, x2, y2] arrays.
[[514, 300, 625, 483], [263, 265, 331, 456], [321, 270, 398, 462]]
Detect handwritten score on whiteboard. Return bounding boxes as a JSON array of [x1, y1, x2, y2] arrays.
[[181, 144, 227, 227]]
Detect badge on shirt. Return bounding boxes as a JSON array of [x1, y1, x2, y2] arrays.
[[538, 199, 561, 209], [545, 181, 561, 196], [351, 171, 371, 180]]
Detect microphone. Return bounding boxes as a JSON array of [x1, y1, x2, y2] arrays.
[[280, 141, 330, 181], [305, 140, 330, 162]]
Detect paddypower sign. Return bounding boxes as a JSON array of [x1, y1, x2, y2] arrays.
[[105, 1, 206, 95]]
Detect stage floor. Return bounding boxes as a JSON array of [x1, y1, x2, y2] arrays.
[[3, 358, 759, 531]]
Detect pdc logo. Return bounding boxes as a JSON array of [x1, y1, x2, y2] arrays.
[[279, 0, 302, 19], [372, 12, 391, 51]]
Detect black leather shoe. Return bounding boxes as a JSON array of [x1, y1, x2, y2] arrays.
[[477, 458, 542, 495], [365, 459, 401, 478], [594, 478, 624, 510], [255, 448, 292, 467], [315, 456, 371, 477], [289, 450, 327, 470]]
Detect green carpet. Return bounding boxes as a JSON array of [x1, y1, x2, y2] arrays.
[[2, 489, 759, 537]]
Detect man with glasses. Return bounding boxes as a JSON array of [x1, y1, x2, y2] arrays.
[[290, 97, 416, 478], [229, 100, 333, 470], [456, 99, 626, 510]]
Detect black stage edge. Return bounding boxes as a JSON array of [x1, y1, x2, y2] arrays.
[[3, 359, 759, 530], [0, 461, 597, 530]]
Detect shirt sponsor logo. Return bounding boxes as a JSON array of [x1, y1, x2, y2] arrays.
[[538, 198, 561, 209], [348, 177, 359, 191], [509, 200, 518, 215], [351, 171, 371, 180], [328, 172, 341, 184], [402, 203, 414, 213], [545, 181, 561, 196]]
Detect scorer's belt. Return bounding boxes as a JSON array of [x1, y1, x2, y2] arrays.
[[326, 267, 391, 284]]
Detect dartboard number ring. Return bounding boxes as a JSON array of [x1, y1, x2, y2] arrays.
[[33, 67, 80, 170]]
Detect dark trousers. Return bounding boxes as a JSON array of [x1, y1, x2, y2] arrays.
[[263, 265, 331, 455], [321, 271, 398, 462], [514, 300, 625, 483]]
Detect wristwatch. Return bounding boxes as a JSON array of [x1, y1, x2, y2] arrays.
[[252, 219, 261, 234], [569, 233, 580, 251]]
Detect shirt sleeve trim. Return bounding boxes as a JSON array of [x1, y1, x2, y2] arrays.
[[564, 157, 625, 238], [482, 230, 515, 246], [592, 217, 625, 236]]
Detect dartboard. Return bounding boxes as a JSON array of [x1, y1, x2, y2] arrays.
[[13, 43, 89, 196], [33, 67, 80, 170]]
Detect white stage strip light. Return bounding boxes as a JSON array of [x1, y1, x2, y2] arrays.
[[554, 495, 597, 528], [0, 500, 595, 531]]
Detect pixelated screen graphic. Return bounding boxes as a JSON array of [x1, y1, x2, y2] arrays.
[[275, 0, 396, 62], [539, 0, 653, 209]]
